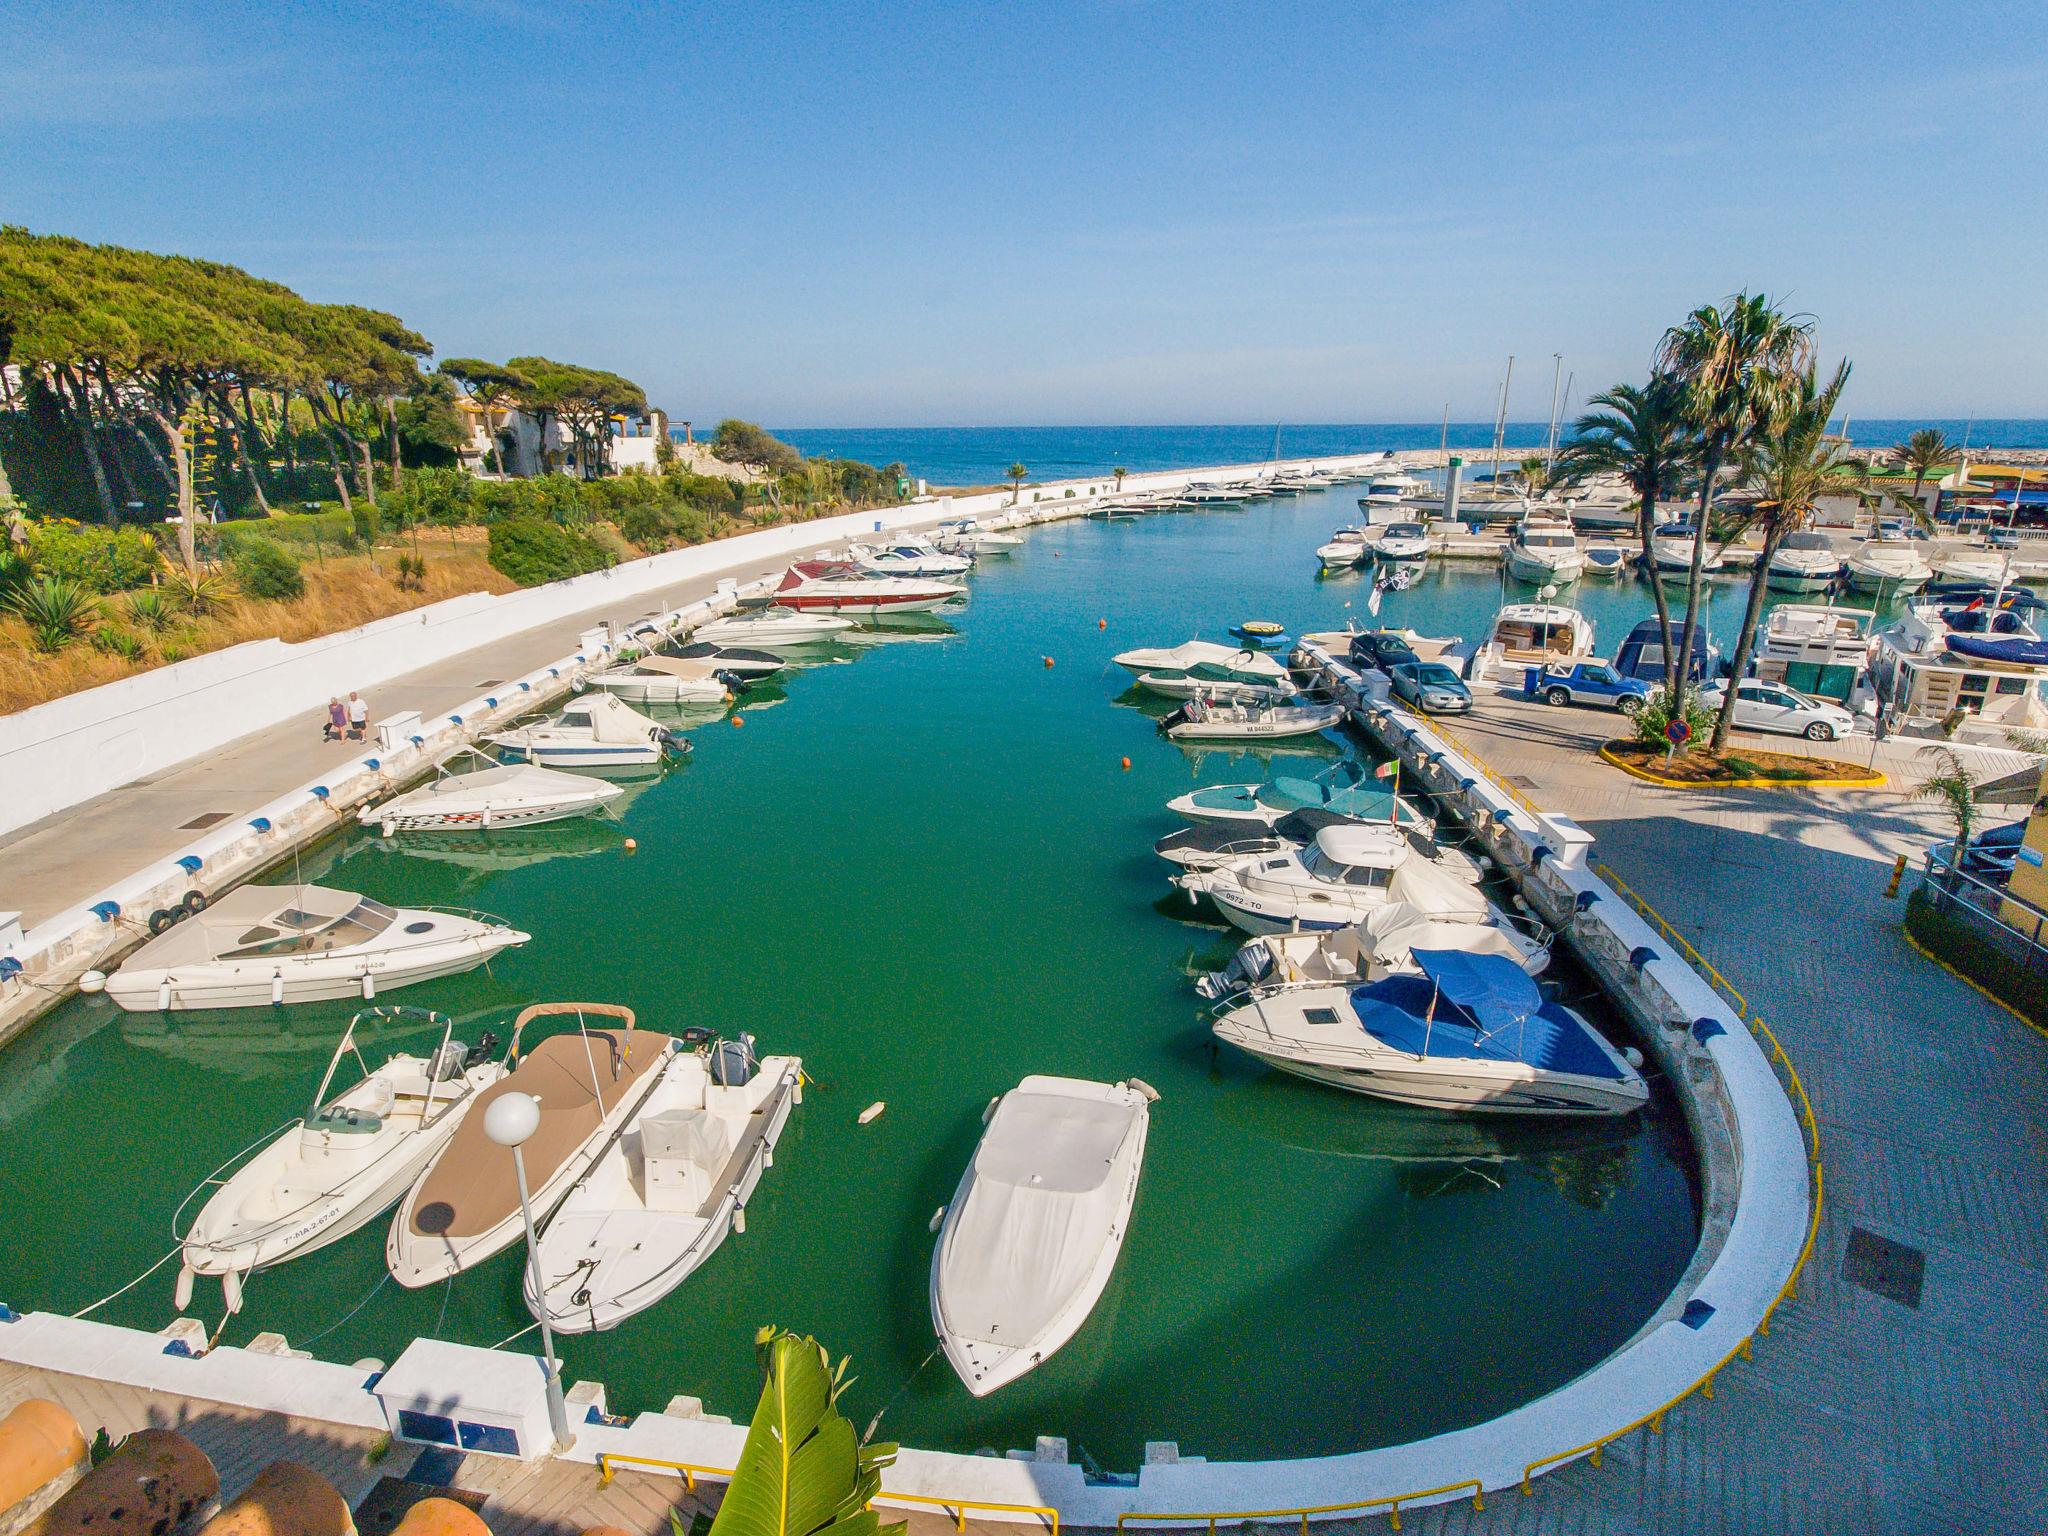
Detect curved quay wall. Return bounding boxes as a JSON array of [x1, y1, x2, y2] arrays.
[[0, 492, 1813, 1530]]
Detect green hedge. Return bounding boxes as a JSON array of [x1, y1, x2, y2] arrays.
[[487, 516, 616, 587], [1904, 886, 2048, 1025], [23, 520, 162, 593], [231, 537, 305, 600]]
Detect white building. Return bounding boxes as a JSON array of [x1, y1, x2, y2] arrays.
[[455, 399, 671, 480]]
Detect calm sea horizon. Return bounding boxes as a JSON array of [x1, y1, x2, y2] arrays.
[[768, 421, 2048, 488]]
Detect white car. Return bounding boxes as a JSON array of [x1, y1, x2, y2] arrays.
[[1699, 681, 1856, 742]]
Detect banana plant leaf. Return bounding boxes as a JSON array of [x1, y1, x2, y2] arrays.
[[707, 1327, 903, 1536]]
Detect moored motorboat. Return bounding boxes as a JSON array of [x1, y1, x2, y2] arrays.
[[1316, 528, 1372, 572], [1165, 758, 1431, 831], [388, 1003, 675, 1287], [853, 539, 973, 579], [1582, 538, 1626, 577], [1194, 900, 1552, 1001], [671, 642, 787, 678], [488, 693, 686, 767], [1845, 538, 1933, 596], [1930, 549, 2010, 585], [1211, 949, 1648, 1115], [930, 1075, 1153, 1396], [934, 518, 1023, 556], [1649, 523, 1724, 579], [92, 886, 529, 1013], [1765, 531, 1843, 592], [1175, 822, 1491, 935], [774, 560, 965, 614], [361, 750, 623, 835], [527, 1034, 802, 1333], [1161, 697, 1346, 741], [1504, 515, 1585, 585], [692, 607, 857, 647], [1115, 640, 1296, 702], [1451, 603, 1596, 686], [176, 1007, 505, 1312], [1153, 807, 1360, 872], [586, 654, 737, 705], [1371, 522, 1431, 565]]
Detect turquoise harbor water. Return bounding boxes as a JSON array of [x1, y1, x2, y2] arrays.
[[0, 485, 1846, 1470]]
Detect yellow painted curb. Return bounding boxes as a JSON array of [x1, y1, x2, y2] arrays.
[[1597, 743, 1887, 790], [1899, 924, 2048, 1037]]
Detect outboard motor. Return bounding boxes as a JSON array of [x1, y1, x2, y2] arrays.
[[710, 1033, 760, 1087], [714, 669, 753, 695], [462, 1030, 500, 1070], [1158, 704, 1191, 734]]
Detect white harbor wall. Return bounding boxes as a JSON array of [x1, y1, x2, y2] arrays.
[[0, 457, 1378, 839]]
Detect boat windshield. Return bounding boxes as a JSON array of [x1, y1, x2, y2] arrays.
[[1304, 847, 1395, 888], [1385, 524, 1424, 540], [223, 898, 398, 958]]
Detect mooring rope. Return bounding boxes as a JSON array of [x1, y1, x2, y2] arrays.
[[861, 1345, 940, 1441], [299, 1270, 392, 1349], [71, 1245, 182, 1319]]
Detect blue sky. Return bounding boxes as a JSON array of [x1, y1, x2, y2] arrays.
[[5, 0, 2044, 425]]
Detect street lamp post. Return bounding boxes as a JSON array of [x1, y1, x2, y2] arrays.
[[484, 1092, 574, 1453]]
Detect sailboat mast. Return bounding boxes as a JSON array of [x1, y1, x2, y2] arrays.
[[1543, 354, 1563, 469], [1491, 356, 1514, 488]]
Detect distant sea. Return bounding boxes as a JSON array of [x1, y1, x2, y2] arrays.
[[772, 421, 2048, 488]]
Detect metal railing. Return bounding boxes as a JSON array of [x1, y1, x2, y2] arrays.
[[1115, 1480, 1483, 1534], [1916, 851, 2048, 973], [594, 1453, 1060, 1534]]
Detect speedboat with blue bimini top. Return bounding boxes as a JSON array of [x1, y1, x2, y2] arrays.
[[931, 1074, 1154, 1396], [1195, 900, 1552, 1002], [1174, 822, 1491, 936], [388, 1003, 676, 1287], [488, 693, 687, 768], [90, 885, 529, 1012], [1165, 758, 1432, 832], [528, 1033, 802, 1333], [1161, 697, 1346, 742], [175, 1006, 507, 1314], [360, 748, 624, 836], [1211, 948, 1648, 1115]]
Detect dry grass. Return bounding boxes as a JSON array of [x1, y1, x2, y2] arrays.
[[0, 536, 517, 713]]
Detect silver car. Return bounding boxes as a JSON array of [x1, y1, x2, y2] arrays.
[[1699, 681, 1856, 742]]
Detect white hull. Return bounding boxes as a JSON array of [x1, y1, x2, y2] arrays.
[[1505, 550, 1585, 584], [692, 612, 855, 646], [106, 931, 525, 1013], [586, 675, 727, 705], [1766, 567, 1838, 593], [1166, 706, 1345, 741], [372, 797, 608, 835], [496, 740, 665, 768], [1846, 566, 1930, 594], [1215, 1033, 1646, 1115], [1136, 674, 1296, 704]]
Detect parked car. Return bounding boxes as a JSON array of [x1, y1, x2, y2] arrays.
[[1988, 528, 2021, 550], [1389, 661, 1473, 715], [1698, 681, 1857, 742], [1523, 661, 1650, 715], [1347, 630, 1422, 673]]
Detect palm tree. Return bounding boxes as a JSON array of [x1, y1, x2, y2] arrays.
[[1655, 294, 1816, 717], [1556, 377, 1697, 696], [1914, 747, 1980, 898], [1007, 462, 1028, 505], [1894, 426, 1958, 506], [1709, 359, 1859, 750], [1112, 465, 1127, 494]]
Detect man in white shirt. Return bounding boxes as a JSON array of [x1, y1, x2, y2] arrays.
[[346, 691, 368, 741]]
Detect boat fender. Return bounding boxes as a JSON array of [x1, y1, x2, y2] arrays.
[[148, 908, 177, 936], [181, 890, 208, 915], [362, 972, 376, 1001], [927, 1206, 946, 1234], [271, 973, 286, 1007], [732, 1204, 746, 1235], [981, 1095, 999, 1124], [1125, 1077, 1162, 1103], [857, 1101, 885, 1125], [792, 1071, 805, 1104], [222, 1268, 244, 1314], [79, 970, 107, 994], [173, 1263, 195, 1312], [1623, 1046, 1645, 1069], [482, 804, 493, 832], [381, 819, 396, 838], [159, 979, 174, 1011]]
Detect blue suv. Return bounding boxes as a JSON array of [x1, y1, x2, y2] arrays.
[[1523, 661, 1650, 715]]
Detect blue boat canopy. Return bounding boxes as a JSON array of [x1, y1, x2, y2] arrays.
[[1412, 948, 1542, 1034], [1349, 957, 1626, 1081]]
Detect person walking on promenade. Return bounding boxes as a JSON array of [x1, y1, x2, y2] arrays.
[[346, 691, 369, 741], [324, 697, 346, 742]]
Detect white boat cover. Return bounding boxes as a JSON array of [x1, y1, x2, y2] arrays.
[[1113, 640, 1289, 679], [579, 692, 667, 743], [936, 1085, 1141, 1348]]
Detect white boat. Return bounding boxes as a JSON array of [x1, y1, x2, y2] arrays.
[[1316, 528, 1372, 572], [1504, 516, 1585, 585], [691, 607, 856, 647], [1163, 759, 1432, 832], [1930, 549, 2010, 585], [1451, 603, 1596, 686], [930, 1075, 1152, 1396], [1582, 538, 1627, 577], [773, 560, 964, 614], [1766, 531, 1843, 592], [1115, 640, 1296, 702], [526, 1035, 802, 1333], [92, 886, 528, 1013], [1845, 538, 1933, 595], [176, 1007, 506, 1313], [1194, 901, 1552, 1002], [1648, 523, 1724, 578], [1357, 472, 1430, 508], [388, 1003, 676, 1288], [1370, 522, 1431, 565], [853, 539, 973, 579], [1211, 949, 1648, 1116], [1162, 698, 1345, 742], [360, 750, 623, 836], [1175, 822, 1491, 936], [488, 693, 684, 768], [671, 641, 788, 678], [1754, 604, 1869, 702], [934, 519, 1023, 556], [586, 654, 735, 705]]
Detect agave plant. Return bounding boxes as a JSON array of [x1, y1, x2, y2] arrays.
[[6, 575, 101, 653], [164, 568, 231, 618], [91, 625, 146, 661], [124, 589, 173, 632]]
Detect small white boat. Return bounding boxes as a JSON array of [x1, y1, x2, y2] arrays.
[[94, 886, 529, 1013], [774, 560, 964, 614], [1116, 639, 1297, 702], [1845, 538, 1933, 595], [671, 642, 787, 678], [488, 693, 684, 768], [360, 750, 623, 836], [388, 1004, 676, 1288], [1316, 529, 1372, 572], [1504, 516, 1585, 585], [586, 653, 735, 705], [1649, 524, 1724, 578], [176, 1007, 506, 1313], [1163, 760, 1432, 832], [1162, 698, 1346, 741], [853, 539, 973, 579], [1195, 900, 1551, 1001], [527, 1035, 802, 1333], [692, 608, 856, 647], [1211, 949, 1648, 1116], [1582, 538, 1627, 577], [1371, 522, 1431, 565], [1175, 822, 1491, 936], [1931, 549, 2010, 585], [931, 1075, 1152, 1396], [1766, 531, 1844, 592], [934, 519, 1023, 556]]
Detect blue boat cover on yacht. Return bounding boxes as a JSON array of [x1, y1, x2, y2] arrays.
[[1947, 633, 2048, 666], [1348, 953, 1625, 1080]]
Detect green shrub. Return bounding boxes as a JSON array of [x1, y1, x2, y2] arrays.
[[5, 575, 101, 652], [486, 516, 615, 587], [91, 625, 145, 660], [617, 502, 677, 549], [125, 590, 172, 632], [231, 537, 305, 600], [350, 504, 382, 548], [221, 509, 354, 552], [25, 520, 161, 594], [1904, 886, 2048, 1025], [1631, 688, 1718, 750]]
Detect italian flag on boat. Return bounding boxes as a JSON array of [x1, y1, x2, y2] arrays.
[[1375, 755, 1399, 813]]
